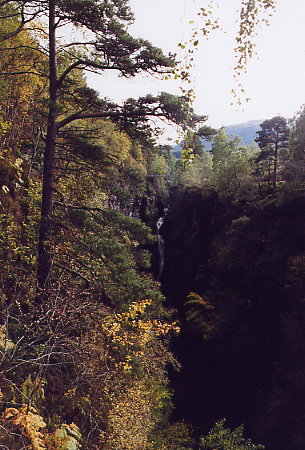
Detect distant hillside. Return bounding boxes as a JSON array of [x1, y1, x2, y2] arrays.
[[172, 119, 263, 156], [225, 119, 263, 145]]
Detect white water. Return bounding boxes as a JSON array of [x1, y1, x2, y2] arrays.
[[156, 217, 164, 281]]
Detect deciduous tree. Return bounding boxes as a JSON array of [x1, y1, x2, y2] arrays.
[[286, 106, 305, 183]]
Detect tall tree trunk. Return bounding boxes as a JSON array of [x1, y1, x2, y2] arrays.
[[37, 0, 57, 289], [268, 160, 271, 188], [273, 136, 278, 192]]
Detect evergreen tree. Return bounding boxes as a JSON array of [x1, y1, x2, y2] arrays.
[[255, 116, 289, 191], [1, 0, 204, 288]]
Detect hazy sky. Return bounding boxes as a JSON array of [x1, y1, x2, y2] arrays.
[[86, 0, 305, 142]]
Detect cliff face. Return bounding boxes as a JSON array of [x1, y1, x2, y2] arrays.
[[161, 186, 305, 450]]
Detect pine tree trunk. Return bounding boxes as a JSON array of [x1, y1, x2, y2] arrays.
[[268, 160, 271, 188], [37, 0, 57, 289], [272, 137, 278, 192]]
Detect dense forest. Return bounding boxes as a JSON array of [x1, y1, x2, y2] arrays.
[[0, 0, 304, 449]]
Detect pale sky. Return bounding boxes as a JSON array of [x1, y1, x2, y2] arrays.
[[86, 0, 305, 143]]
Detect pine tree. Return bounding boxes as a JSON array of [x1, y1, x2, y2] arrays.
[[1, 0, 204, 289], [255, 116, 289, 191]]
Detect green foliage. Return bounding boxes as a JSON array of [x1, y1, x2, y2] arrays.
[[177, 153, 212, 188], [0, 26, 180, 444], [286, 106, 305, 184], [255, 116, 289, 191], [212, 127, 234, 168], [1, 2, 298, 449], [0, 64, 184, 445], [209, 128, 258, 200], [161, 182, 305, 449], [152, 421, 195, 449], [199, 419, 265, 450]]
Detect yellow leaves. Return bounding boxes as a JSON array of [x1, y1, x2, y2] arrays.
[[128, 298, 152, 317], [182, 146, 195, 167], [232, 0, 276, 107], [1, 185, 10, 194], [186, 292, 215, 310], [64, 387, 77, 398], [100, 299, 179, 374], [118, 357, 133, 374], [92, 119, 131, 164], [152, 319, 180, 336], [103, 381, 153, 449], [0, 120, 9, 137]]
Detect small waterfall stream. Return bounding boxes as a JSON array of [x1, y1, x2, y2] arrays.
[[156, 216, 164, 281]]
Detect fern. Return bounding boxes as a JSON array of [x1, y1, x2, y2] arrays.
[[185, 292, 218, 340]]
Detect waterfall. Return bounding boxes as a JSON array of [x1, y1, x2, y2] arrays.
[[156, 216, 164, 281]]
